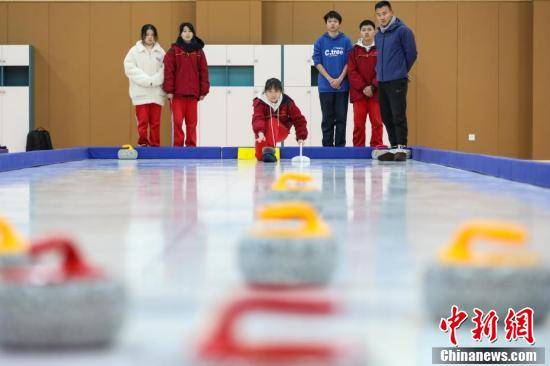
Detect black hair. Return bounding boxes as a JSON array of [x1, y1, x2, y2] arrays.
[[141, 24, 158, 42], [323, 10, 342, 24], [264, 78, 283, 93], [359, 20, 376, 30], [375, 1, 392, 10], [179, 22, 196, 37]]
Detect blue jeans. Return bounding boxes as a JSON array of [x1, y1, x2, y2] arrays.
[[319, 91, 349, 147]]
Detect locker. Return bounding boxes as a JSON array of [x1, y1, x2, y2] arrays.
[[253, 45, 281, 87], [1, 45, 29, 66], [203, 45, 227, 66], [227, 88, 254, 146], [198, 88, 227, 146], [227, 45, 254, 66], [283, 45, 314, 87], [1, 87, 29, 152]]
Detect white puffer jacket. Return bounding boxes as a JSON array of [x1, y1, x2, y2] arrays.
[[124, 41, 166, 106]]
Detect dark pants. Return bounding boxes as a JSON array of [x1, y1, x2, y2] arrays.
[[319, 91, 349, 147], [378, 78, 408, 147]]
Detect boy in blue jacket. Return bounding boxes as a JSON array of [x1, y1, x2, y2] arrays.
[[313, 11, 353, 147], [374, 0, 417, 161]]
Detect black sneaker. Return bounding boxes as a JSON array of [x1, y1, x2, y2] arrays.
[[262, 147, 277, 163], [394, 145, 408, 161], [377, 150, 395, 161]]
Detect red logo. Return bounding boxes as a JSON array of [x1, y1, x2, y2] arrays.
[[471, 308, 499, 343], [505, 307, 535, 345], [439, 306, 536, 346], [439, 305, 469, 346]]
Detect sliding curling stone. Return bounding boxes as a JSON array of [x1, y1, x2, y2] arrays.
[[265, 172, 324, 212], [0, 237, 126, 348], [117, 144, 138, 160], [0, 217, 29, 268], [238, 201, 337, 287], [196, 295, 364, 366], [424, 220, 550, 324]]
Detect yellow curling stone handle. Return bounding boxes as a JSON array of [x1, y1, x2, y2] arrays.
[[439, 220, 538, 267], [0, 217, 27, 255], [252, 201, 330, 239], [272, 172, 316, 192], [121, 144, 135, 151]]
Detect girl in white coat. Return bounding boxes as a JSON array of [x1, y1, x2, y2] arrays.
[[124, 24, 165, 146]]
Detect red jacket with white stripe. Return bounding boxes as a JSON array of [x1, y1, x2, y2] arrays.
[[348, 41, 379, 103], [163, 37, 210, 99], [252, 94, 308, 141]]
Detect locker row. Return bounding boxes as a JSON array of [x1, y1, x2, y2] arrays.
[[197, 86, 387, 147], [0, 45, 32, 153]]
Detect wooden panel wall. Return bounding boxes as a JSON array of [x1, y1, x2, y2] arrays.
[[416, 2, 457, 150], [196, 0, 261, 44], [0, 3, 7, 44], [0, 0, 537, 157], [533, 0, 550, 159]]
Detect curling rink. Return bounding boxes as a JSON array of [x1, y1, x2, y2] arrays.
[[0, 158, 549, 365]]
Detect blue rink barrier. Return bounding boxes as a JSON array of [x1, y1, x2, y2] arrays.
[[1, 146, 549, 190], [0, 148, 89, 173], [412, 146, 550, 189], [88, 147, 222, 159]]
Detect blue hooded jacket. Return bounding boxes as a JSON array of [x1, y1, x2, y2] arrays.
[[374, 17, 417, 82], [312, 32, 353, 93]]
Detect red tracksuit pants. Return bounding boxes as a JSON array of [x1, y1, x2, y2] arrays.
[[352, 97, 384, 147], [171, 96, 198, 147], [255, 116, 289, 161], [136, 103, 162, 147]]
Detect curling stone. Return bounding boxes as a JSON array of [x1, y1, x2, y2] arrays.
[[424, 221, 550, 324], [238, 201, 337, 287], [264, 172, 324, 212], [0, 236, 126, 348], [117, 144, 138, 160], [0, 217, 28, 267], [196, 295, 362, 366]]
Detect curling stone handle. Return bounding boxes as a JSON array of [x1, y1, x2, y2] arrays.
[[259, 202, 323, 234], [29, 237, 101, 279], [0, 217, 27, 254], [121, 144, 135, 151], [272, 172, 313, 191], [199, 296, 337, 360], [440, 221, 527, 263]]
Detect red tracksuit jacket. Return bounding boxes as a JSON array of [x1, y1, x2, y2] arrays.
[[348, 43, 379, 103], [252, 94, 308, 141], [163, 37, 210, 99]]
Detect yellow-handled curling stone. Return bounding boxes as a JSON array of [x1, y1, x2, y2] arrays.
[[0, 217, 28, 267], [264, 172, 323, 212], [0, 236, 126, 348], [423, 220, 550, 323], [117, 144, 138, 160], [238, 201, 337, 287]]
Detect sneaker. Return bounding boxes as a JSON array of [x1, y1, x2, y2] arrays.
[[394, 145, 408, 161], [262, 147, 277, 163], [372, 146, 395, 161]]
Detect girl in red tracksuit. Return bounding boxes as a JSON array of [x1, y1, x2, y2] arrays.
[[252, 78, 308, 162], [348, 19, 384, 147], [163, 22, 209, 147]]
